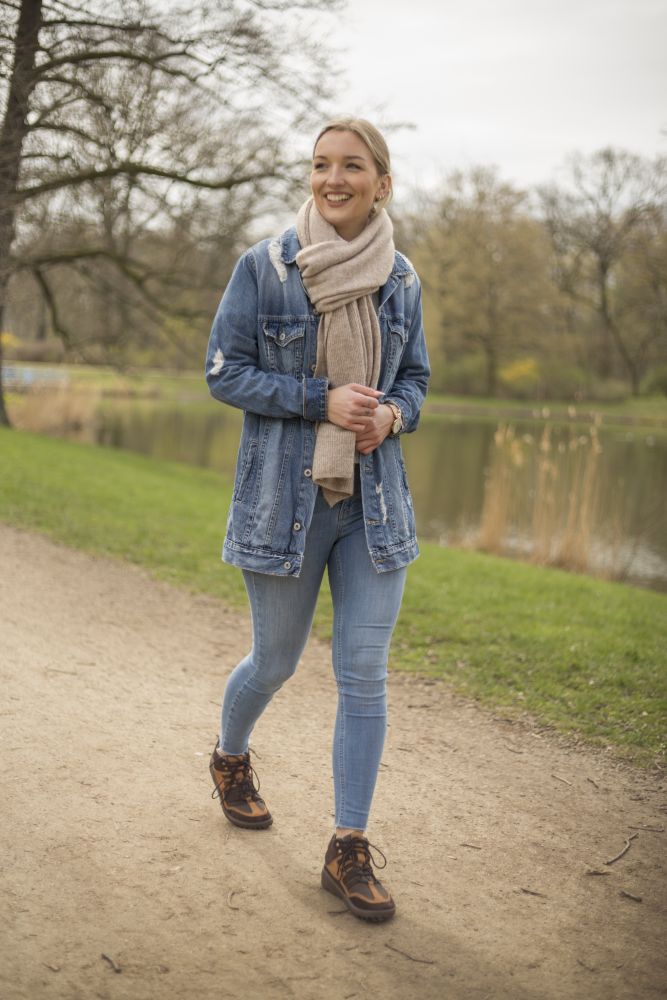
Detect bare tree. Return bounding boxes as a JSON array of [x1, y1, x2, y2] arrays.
[[0, 0, 339, 425], [539, 148, 667, 395], [406, 167, 554, 396]]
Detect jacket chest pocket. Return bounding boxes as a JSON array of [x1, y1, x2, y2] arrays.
[[380, 318, 408, 389], [262, 320, 306, 376]]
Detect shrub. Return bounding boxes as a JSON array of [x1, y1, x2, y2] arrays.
[[5, 337, 66, 364], [437, 353, 488, 395], [536, 361, 588, 401], [641, 365, 667, 397], [585, 377, 629, 402], [499, 357, 541, 399]]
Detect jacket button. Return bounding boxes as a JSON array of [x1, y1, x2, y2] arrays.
[[283, 561, 291, 570], [279, 332, 286, 341], [293, 522, 301, 531], [304, 469, 312, 478], [310, 363, 316, 373]]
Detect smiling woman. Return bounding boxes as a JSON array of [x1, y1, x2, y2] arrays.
[[204, 116, 430, 923]]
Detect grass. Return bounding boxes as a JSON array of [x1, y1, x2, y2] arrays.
[[1, 428, 665, 765]]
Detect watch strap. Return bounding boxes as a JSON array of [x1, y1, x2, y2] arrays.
[[385, 400, 403, 435]]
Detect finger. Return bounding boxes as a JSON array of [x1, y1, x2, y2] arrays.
[[354, 400, 378, 414], [350, 384, 383, 398], [352, 401, 378, 416]]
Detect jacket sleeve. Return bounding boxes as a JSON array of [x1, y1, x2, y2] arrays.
[[205, 250, 328, 422], [381, 276, 430, 434]]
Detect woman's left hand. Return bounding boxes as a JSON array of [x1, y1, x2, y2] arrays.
[[355, 404, 394, 455]]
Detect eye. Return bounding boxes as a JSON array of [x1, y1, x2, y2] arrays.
[[346, 162, 361, 170], [312, 162, 327, 170]]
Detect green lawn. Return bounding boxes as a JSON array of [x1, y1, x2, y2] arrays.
[[2, 428, 665, 765]]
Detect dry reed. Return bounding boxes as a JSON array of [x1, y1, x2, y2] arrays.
[[12, 384, 101, 439], [477, 419, 606, 576]]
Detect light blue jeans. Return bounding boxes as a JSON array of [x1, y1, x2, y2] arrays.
[[220, 483, 407, 831]]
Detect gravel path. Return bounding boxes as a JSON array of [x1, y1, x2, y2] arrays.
[[1, 524, 665, 1000]]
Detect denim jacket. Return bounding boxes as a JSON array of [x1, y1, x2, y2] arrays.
[[205, 225, 430, 576]]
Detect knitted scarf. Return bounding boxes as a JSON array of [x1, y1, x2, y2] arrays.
[[295, 196, 395, 506]]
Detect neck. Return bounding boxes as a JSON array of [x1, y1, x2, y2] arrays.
[[333, 217, 369, 242]]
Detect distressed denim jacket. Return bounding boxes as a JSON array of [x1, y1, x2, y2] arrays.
[[205, 225, 430, 576]]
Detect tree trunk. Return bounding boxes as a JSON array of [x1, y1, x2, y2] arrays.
[[484, 289, 499, 397], [484, 341, 498, 397], [0, 0, 43, 427], [0, 286, 11, 427], [598, 261, 641, 396]]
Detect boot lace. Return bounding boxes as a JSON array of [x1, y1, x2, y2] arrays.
[[336, 836, 387, 889], [211, 749, 263, 805]]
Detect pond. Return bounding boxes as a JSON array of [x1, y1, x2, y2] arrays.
[[91, 397, 667, 591]]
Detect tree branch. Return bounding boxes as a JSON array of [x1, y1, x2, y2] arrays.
[[31, 266, 76, 350], [17, 246, 213, 321], [36, 46, 207, 76], [15, 161, 281, 202]]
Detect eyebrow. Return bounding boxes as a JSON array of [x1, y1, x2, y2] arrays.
[[313, 154, 366, 160]]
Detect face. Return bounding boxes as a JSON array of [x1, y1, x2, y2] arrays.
[[310, 130, 391, 241]]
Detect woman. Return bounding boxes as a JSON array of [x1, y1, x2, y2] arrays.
[[205, 118, 429, 922]]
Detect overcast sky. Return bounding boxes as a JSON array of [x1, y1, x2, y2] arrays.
[[324, 0, 667, 198]]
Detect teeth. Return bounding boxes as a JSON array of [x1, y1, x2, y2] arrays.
[[325, 194, 351, 202]]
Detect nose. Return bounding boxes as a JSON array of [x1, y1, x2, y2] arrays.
[[328, 163, 344, 185]]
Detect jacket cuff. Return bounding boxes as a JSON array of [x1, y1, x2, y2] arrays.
[[303, 376, 328, 422], [378, 395, 404, 435]]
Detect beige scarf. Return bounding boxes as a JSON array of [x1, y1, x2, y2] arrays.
[[295, 197, 395, 506]]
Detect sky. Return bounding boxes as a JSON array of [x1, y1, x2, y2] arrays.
[[324, 0, 667, 199]]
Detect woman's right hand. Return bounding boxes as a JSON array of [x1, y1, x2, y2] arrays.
[[327, 383, 384, 432]]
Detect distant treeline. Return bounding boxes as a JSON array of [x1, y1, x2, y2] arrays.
[[396, 153, 667, 401]]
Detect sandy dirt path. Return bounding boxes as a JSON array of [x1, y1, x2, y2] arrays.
[[1, 524, 665, 1000]]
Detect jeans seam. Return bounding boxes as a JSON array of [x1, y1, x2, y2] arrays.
[[332, 544, 346, 827]]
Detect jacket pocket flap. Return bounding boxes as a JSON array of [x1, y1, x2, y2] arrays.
[[262, 321, 306, 346]]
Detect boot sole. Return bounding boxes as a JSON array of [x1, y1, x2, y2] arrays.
[[209, 765, 273, 830], [321, 867, 395, 922]]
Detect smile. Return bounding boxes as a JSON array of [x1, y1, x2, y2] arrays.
[[324, 193, 352, 203]]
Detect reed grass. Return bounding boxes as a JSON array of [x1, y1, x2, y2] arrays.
[[476, 419, 624, 579], [11, 383, 101, 439]]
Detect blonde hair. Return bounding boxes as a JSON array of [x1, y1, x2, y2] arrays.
[[313, 117, 393, 214]]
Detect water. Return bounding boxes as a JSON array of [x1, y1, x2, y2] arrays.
[[92, 398, 667, 591]]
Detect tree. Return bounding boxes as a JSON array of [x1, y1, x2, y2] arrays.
[[0, 0, 338, 425], [539, 148, 667, 395], [406, 167, 554, 396]]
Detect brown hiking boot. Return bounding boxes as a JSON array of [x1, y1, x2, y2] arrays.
[[209, 743, 272, 830], [321, 834, 396, 921]]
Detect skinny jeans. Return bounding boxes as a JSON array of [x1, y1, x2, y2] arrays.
[[219, 482, 407, 831]]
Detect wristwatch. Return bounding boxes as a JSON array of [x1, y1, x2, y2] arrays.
[[385, 400, 403, 436]]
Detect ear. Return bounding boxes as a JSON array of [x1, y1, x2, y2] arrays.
[[377, 175, 392, 200]]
